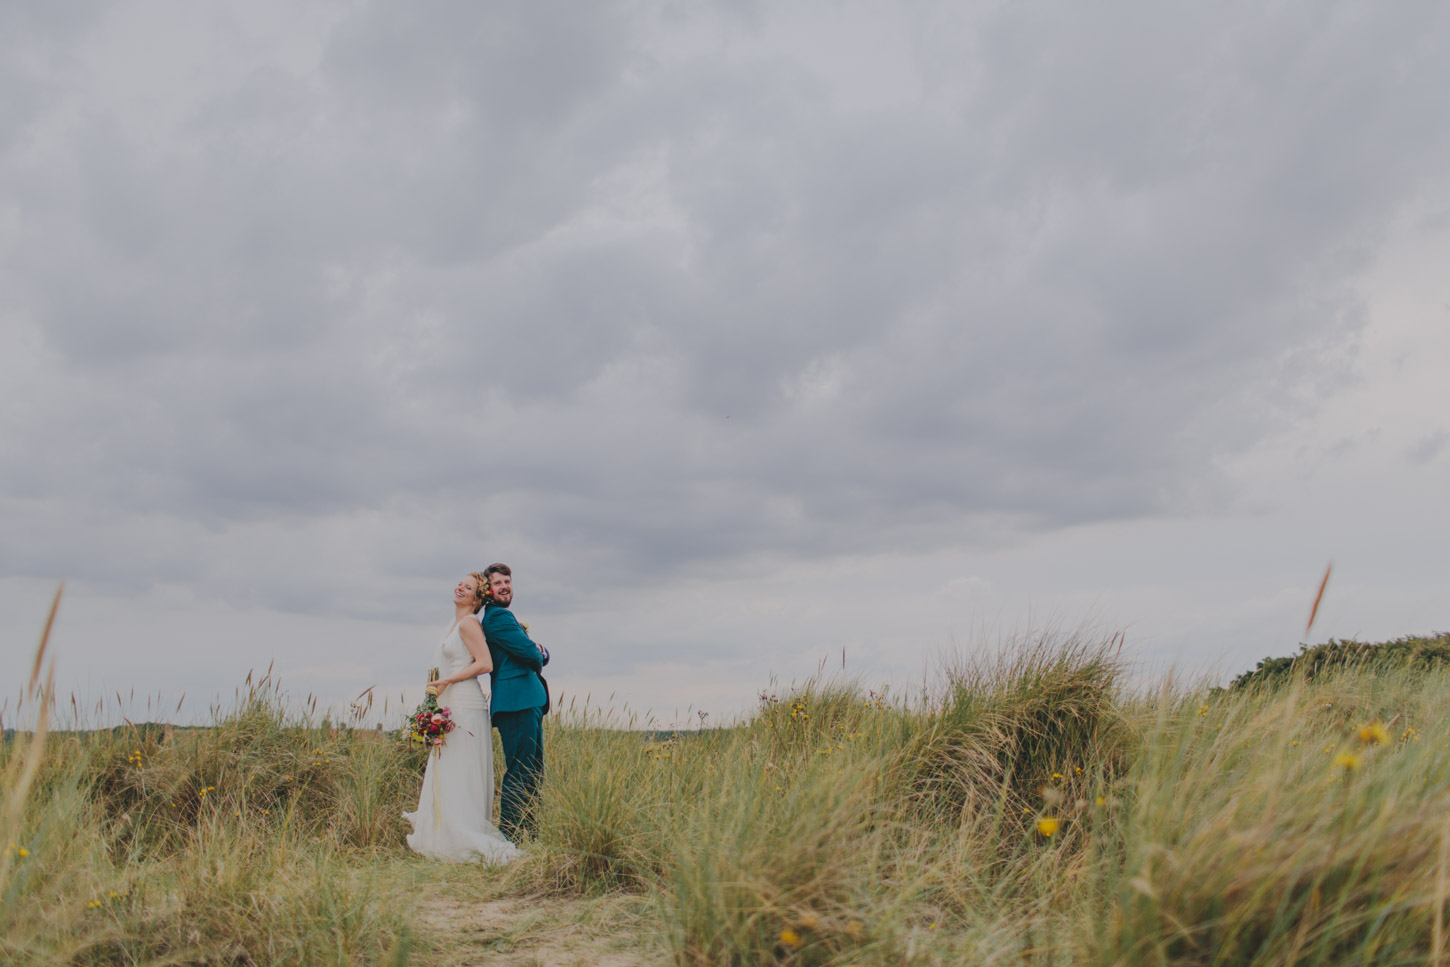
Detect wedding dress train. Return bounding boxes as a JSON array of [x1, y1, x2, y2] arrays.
[[403, 617, 521, 864]]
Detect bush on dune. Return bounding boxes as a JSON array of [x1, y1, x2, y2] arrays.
[[1229, 632, 1450, 692], [906, 631, 1129, 829]]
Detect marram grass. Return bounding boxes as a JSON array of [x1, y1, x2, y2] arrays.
[[5, 627, 1450, 965]]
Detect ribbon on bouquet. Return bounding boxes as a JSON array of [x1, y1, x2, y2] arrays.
[[427, 680, 444, 827], [431, 743, 443, 827]]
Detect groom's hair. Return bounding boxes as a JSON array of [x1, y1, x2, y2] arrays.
[[483, 563, 511, 584]]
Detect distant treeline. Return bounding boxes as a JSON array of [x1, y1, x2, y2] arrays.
[[1229, 632, 1450, 691]]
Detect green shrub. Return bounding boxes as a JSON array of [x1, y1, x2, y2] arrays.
[[1229, 632, 1450, 691]]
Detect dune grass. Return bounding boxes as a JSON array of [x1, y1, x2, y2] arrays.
[[5, 619, 1450, 965]]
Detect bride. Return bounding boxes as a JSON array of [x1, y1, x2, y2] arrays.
[[403, 572, 521, 864]]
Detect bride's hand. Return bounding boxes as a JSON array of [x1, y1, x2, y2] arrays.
[[426, 680, 445, 696]]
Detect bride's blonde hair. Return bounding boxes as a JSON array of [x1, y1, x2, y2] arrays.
[[468, 571, 490, 613]]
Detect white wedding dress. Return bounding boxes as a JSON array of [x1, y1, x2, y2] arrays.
[[403, 617, 521, 864]]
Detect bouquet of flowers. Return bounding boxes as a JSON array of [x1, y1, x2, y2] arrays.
[[404, 686, 456, 751]]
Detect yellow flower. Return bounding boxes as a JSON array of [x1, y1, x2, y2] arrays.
[[17, 847, 29, 857], [1334, 752, 1361, 770], [1036, 817, 1060, 837], [779, 928, 803, 949], [1356, 723, 1390, 746], [1094, 796, 1106, 807]]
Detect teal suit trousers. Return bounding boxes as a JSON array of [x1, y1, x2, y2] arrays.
[[494, 705, 543, 838]]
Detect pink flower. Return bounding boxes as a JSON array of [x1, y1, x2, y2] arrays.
[[431, 713, 445, 725], [432, 736, 444, 745]]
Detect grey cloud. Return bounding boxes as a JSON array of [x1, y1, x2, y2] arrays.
[[3, 0, 1449, 621], [1407, 429, 1448, 466]]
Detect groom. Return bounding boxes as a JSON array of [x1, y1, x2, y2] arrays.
[[480, 562, 550, 840]]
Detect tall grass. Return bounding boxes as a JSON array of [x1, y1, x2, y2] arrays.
[[6, 617, 1450, 965]]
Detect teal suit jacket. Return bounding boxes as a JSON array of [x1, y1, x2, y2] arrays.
[[482, 603, 550, 719]]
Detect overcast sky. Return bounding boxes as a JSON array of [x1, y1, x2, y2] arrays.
[[3, 0, 1448, 727]]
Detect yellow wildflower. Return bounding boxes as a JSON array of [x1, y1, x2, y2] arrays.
[[17, 847, 29, 858], [1036, 817, 1060, 837], [779, 928, 803, 949], [1356, 723, 1390, 746], [1334, 752, 1361, 770]]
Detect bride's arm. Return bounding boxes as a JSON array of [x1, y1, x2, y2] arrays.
[[435, 619, 494, 688]]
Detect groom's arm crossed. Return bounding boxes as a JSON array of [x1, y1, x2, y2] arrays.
[[484, 609, 545, 671]]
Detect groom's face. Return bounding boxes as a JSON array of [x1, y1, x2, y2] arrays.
[[488, 572, 513, 606]]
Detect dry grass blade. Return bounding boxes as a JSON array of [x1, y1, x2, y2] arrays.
[[2, 592, 59, 891], [1435, 824, 1449, 967], [27, 580, 63, 694], [4, 582, 63, 893], [1305, 561, 1332, 640]]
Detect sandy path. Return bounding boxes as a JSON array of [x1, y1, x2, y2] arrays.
[[418, 895, 662, 966]]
